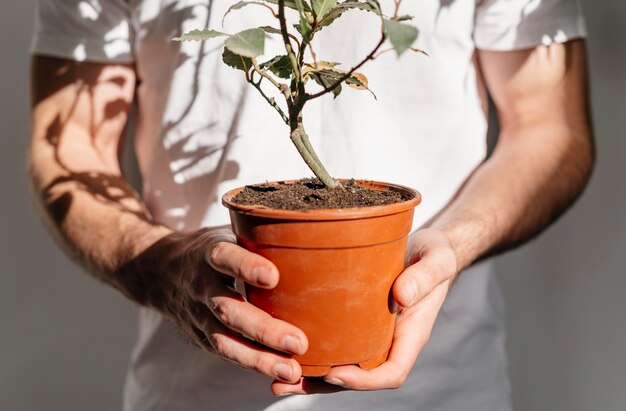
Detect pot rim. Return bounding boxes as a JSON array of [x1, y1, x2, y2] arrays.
[[222, 179, 421, 221]]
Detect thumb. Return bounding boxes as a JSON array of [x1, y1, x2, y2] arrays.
[[393, 237, 457, 307]]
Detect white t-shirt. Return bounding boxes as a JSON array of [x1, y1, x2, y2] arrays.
[[32, 1, 586, 410]]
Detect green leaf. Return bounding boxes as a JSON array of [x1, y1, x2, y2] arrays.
[[309, 71, 343, 98], [383, 19, 419, 56], [222, 1, 271, 25], [260, 55, 293, 79], [304, 67, 376, 99], [311, 0, 337, 20], [222, 1, 250, 24], [294, 0, 311, 13], [395, 15, 414, 22], [365, 0, 381, 15], [173, 29, 228, 42], [276, 0, 313, 43], [263, 0, 311, 12], [258, 26, 284, 36], [316, 1, 381, 31], [295, 16, 313, 43], [316, 61, 340, 68], [331, 83, 342, 98], [225, 28, 266, 58], [222, 48, 253, 72]]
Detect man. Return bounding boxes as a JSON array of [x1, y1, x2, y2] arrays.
[[28, 0, 593, 410]]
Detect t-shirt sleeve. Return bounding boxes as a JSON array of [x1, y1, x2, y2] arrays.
[[474, 0, 587, 51], [31, 0, 134, 63]]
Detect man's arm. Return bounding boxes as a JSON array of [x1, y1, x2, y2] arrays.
[[273, 39, 594, 394], [29, 56, 308, 383], [431, 39, 594, 272], [29, 56, 168, 281]]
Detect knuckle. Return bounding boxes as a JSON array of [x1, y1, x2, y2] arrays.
[[209, 333, 229, 357], [251, 353, 269, 375], [212, 299, 236, 327], [423, 247, 456, 282], [189, 277, 207, 301], [239, 255, 258, 280], [210, 242, 228, 266], [435, 245, 458, 271], [252, 321, 272, 345]]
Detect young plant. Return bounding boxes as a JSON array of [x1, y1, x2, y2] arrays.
[[175, 0, 422, 189]]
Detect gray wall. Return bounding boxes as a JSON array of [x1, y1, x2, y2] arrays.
[[1, 1, 624, 410], [0, 3, 137, 410], [498, 2, 626, 410]]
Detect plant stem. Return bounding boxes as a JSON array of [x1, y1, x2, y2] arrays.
[[249, 77, 290, 125], [291, 122, 341, 189], [252, 58, 287, 93], [277, 0, 301, 87], [276, 0, 341, 189]]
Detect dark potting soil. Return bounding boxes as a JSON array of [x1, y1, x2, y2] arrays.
[[231, 179, 414, 211]]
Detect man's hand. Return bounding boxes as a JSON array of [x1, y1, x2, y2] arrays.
[[28, 56, 308, 384], [121, 226, 309, 384], [271, 229, 457, 395]]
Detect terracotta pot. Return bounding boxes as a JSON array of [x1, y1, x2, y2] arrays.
[[222, 180, 421, 377]]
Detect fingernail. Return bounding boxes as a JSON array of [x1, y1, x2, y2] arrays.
[[325, 378, 346, 387], [282, 334, 302, 355], [402, 279, 417, 305], [275, 392, 293, 397], [274, 363, 293, 382], [254, 266, 273, 287]]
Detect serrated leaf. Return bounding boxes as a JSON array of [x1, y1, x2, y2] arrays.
[[279, 0, 313, 43], [365, 0, 381, 15], [294, 0, 310, 13], [309, 71, 343, 98], [395, 15, 414, 22], [222, 1, 256, 25], [327, 69, 371, 93], [304, 67, 376, 99], [383, 19, 419, 56], [263, 0, 311, 12], [222, 48, 253, 72], [225, 28, 265, 58], [260, 55, 293, 79], [258, 26, 284, 36], [344, 71, 368, 90], [316, 1, 380, 31], [331, 83, 342, 98], [295, 15, 313, 43], [315, 61, 340, 69], [173, 29, 228, 42], [312, 0, 337, 20]]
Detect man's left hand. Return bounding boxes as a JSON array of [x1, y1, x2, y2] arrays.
[[271, 228, 458, 395]]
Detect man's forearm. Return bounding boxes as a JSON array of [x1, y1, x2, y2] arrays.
[[29, 56, 173, 303], [426, 41, 593, 272], [28, 146, 172, 300], [430, 120, 593, 271]]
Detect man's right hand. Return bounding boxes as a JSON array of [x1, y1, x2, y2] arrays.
[[29, 57, 307, 385], [122, 227, 309, 384]]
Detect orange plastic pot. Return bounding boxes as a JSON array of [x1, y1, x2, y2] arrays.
[[222, 180, 421, 376]]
